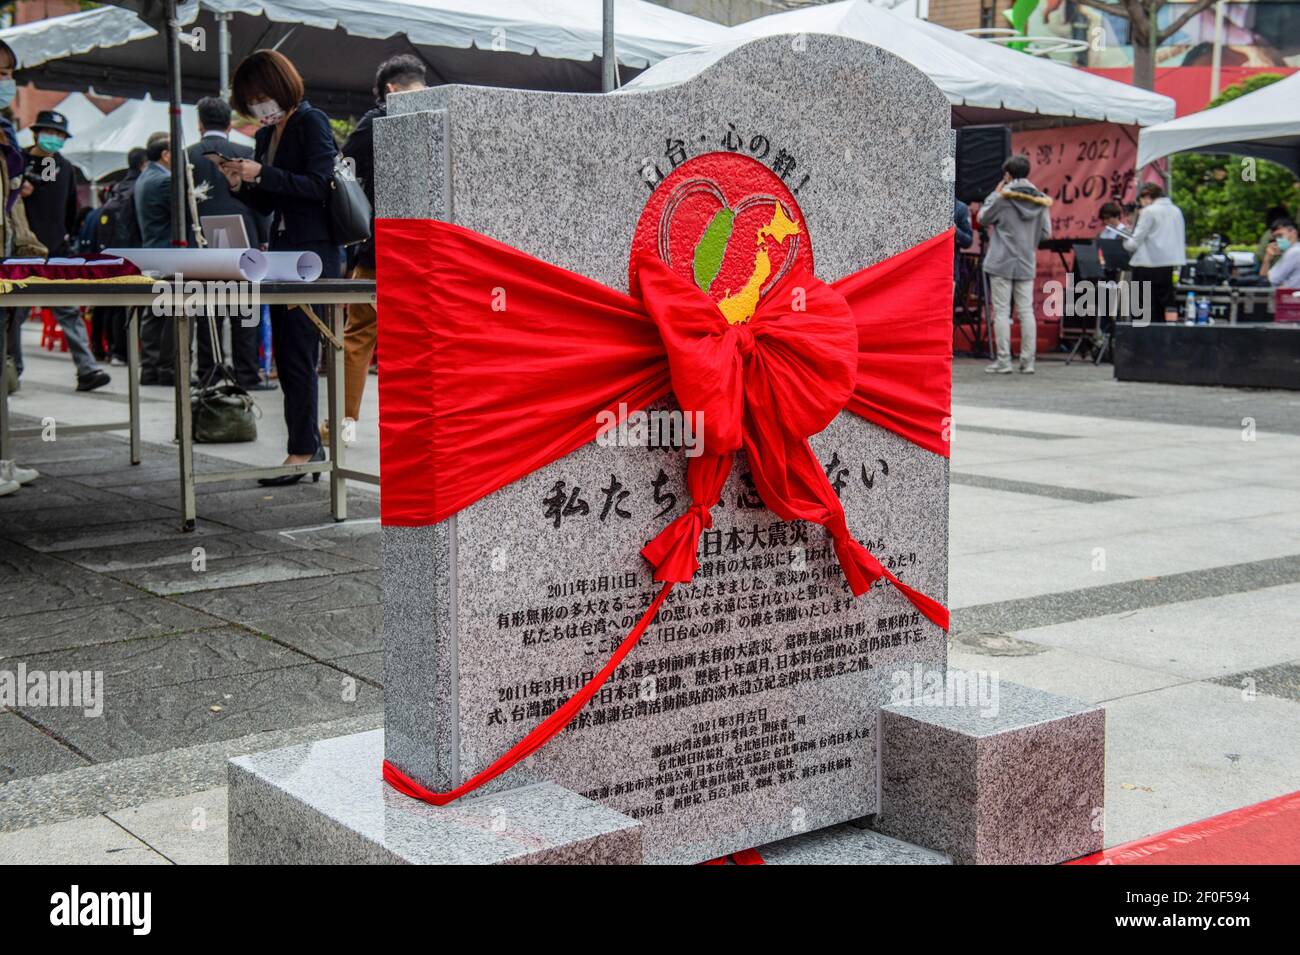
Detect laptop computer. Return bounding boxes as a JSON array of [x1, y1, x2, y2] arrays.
[[200, 214, 251, 250]]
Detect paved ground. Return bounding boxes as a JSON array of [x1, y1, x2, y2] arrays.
[[1, 329, 1297, 863]]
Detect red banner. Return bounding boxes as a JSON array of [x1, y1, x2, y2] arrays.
[[975, 122, 1142, 352]]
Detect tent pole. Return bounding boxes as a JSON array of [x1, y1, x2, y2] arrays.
[[218, 12, 232, 102], [602, 0, 615, 93], [1209, 1, 1224, 100], [164, 0, 187, 247]]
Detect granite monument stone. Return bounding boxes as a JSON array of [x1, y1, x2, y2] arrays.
[[376, 34, 950, 865]]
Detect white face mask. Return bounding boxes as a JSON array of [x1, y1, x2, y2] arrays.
[[250, 99, 285, 126]]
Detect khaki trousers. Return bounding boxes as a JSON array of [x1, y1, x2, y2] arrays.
[[344, 263, 377, 420], [989, 275, 1037, 367]]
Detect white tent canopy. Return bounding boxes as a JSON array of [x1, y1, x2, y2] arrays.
[[61, 95, 254, 181], [628, 0, 1174, 127], [1, 0, 733, 115], [1137, 72, 1300, 174]]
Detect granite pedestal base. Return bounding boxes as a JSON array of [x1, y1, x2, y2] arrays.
[[758, 823, 951, 864], [228, 730, 642, 864], [228, 730, 965, 865], [874, 676, 1105, 865]]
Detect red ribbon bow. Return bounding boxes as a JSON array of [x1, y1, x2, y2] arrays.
[[374, 217, 954, 806], [636, 255, 947, 622]]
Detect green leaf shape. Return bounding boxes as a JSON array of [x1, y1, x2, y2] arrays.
[[693, 207, 734, 293]]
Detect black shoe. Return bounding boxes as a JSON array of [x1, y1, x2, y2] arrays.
[[76, 369, 111, 392], [151, 375, 176, 387], [258, 446, 326, 487], [247, 381, 278, 392]]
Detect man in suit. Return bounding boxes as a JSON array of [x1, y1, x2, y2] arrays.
[[134, 131, 175, 384], [188, 96, 272, 390]]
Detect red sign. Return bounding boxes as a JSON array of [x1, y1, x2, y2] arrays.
[[1014, 122, 1141, 239]]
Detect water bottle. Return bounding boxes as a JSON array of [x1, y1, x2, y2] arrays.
[[1196, 297, 1210, 325], [1185, 291, 1197, 323]]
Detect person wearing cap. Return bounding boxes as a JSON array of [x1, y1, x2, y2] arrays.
[[22, 108, 110, 391]]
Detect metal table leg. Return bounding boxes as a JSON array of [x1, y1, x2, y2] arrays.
[[328, 302, 347, 522], [176, 314, 196, 531], [128, 307, 141, 465]]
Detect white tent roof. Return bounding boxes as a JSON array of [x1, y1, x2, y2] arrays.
[[16, 91, 108, 147], [628, 0, 1174, 127], [1137, 72, 1300, 173], [1, 1, 732, 114], [61, 95, 255, 181], [180, 0, 734, 68]]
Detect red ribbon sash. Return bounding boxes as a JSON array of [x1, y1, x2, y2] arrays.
[[376, 218, 954, 807]]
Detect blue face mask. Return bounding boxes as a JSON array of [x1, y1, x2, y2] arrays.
[[1278, 237, 1293, 253], [36, 133, 65, 154], [0, 79, 15, 110]]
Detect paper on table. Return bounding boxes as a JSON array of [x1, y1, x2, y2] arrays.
[[103, 248, 269, 281], [262, 251, 323, 282]]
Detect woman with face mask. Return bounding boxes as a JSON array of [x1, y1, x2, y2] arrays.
[[225, 49, 342, 485]]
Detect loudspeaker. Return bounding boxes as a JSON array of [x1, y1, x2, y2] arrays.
[[955, 125, 1012, 205]]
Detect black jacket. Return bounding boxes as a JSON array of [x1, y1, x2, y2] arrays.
[[341, 104, 381, 268], [239, 100, 338, 250], [21, 148, 79, 256], [187, 133, 269, 248]]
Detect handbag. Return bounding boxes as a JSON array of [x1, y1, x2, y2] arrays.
[[192, 315, 259, 443], [329, 153, 372, 248]]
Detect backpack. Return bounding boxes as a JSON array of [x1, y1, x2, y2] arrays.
[[96, 178, 141, 251]]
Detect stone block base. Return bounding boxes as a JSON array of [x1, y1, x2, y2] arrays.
[[758, 822, 951, 864], [228, 730, 642, 864], [874, 675, 1105, 865]]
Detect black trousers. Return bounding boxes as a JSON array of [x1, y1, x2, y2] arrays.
[[140, 313, 177, 380], [102, 307, 130, 362], [271, 241, 342, 455], [1132, 266, 1175, 323], [197, 313, 261, 388], [2, 307, 20, 376], [89, 308, 111, 359]]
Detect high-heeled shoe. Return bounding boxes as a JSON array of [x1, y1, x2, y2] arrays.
[[258, 445, 326, 486]]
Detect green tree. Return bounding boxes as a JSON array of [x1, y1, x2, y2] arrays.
[[1170, 74, 1300, 246]]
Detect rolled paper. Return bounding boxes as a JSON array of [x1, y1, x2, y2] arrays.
[[103, 247, 269, 282], [261, 251, 323, 282]]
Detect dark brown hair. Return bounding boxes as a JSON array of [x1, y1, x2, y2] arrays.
[[1139, 182, 1165, 200], [1003, 154, 1031, 180], [231, 49, 305, 117]]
